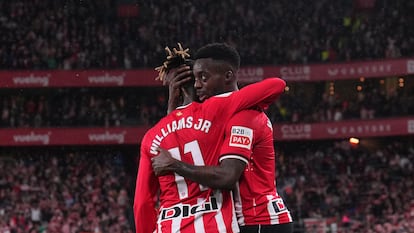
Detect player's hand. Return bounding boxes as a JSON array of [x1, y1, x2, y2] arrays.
[[165, 65, 193, 113], [151, 147, 177, 176], [165, 64, 193, 87]]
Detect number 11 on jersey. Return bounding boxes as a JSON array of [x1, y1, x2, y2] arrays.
[[168, 140, 209, 200]]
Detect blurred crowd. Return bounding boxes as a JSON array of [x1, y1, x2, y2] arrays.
[[277, 140, 414, 233], [0, 149, 136, 233], [0, 0, 413, 70], [0, 88, 167, 128], [1, 0, 414, 128], [1, 140, 413, 233], [267, 81, 414, 124], [1, 82, 413, 128]]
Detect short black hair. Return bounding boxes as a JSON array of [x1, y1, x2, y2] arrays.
[[183, 59, 194, 69], [194, 43, 240, 71]]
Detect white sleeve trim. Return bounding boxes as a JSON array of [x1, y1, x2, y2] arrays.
[[219, 154, 248, 164]]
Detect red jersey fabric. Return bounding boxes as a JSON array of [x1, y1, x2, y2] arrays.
[[134, 78, 286, 233], [219, 110, 293, 226]]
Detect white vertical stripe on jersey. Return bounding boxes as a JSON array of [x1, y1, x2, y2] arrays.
[[169, 147, 188, 199], [157, 219, 162, 233], [171, 215, 181, 233], [232, 182, 245, 225], [267, 200, 280, 224], [194, 198, 206, 233], [215, 209, 227, 232], [288, 211, 293, 222], [213, 191, 228, 233], [230, 192, 240, 232], [184, 140, 208, 192]]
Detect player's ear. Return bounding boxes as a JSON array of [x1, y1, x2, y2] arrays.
[[225, 70, 235, 83]]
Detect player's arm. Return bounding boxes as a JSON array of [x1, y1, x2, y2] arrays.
[[134, 141, 159, 233], [222, 77, 286, 114], [151, 112, 254, 189], [152, 148, 245, 190]]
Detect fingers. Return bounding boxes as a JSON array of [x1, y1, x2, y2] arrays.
[[175, 64, 191, 74], [170, 66, 192, 85], [165, 65, 190, 79], [164, 65, 190, 85], [152, 147, 168, 158], [155, 147, 166, 153], [172, 76, 192, 88]]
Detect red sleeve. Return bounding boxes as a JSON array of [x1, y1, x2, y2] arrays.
[[207, 77, 286, 117], [134, 134, 159, 233], [219, 111, 256, 163], [230, 77, 285, 111]]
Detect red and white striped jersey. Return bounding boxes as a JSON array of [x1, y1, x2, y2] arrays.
[[134, 78, 286, 233], [219, 110, 293, 226]]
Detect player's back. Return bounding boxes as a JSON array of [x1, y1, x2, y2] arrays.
[[153, 102, 226, 204], [143, 99, 239, 233]]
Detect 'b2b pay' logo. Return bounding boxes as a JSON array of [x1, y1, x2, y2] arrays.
[[229, 126, 253, 150]]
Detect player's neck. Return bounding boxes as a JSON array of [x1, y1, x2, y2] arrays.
[[182, 97, 193, 106], [224, 87, 239, 92], [225, 83, 239, 92]]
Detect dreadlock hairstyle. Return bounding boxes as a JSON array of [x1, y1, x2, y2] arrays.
[[155, 43, 195, 104], [194, 43, 240, 72], [155, 43, 191, 82]]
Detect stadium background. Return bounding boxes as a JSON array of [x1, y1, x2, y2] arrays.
[[0, 0, 413, 232]]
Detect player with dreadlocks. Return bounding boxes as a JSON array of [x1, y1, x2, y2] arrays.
[[155, 43, 195, 110], [134, 43, 287, 233]]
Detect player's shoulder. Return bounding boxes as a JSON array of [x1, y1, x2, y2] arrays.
[[214, 92, 233, 98], [141, 116, 169, 140], [206, 92, 233, 102], [200, 92, 234, 111], [227, 109, 268, 126], [141, 127, 155, 144], [232, 108, 265, 118]]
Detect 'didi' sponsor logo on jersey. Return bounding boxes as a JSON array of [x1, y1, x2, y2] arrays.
[[160, 197, 219, 221], [229, 126, 253, 150]]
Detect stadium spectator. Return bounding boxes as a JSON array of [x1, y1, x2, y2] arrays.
[[0, 81, 413, 127], [277, 140, 414, 232], [0, 0, 413, 70], [1, 139, 413, 232], [0, 150, 135, 233]]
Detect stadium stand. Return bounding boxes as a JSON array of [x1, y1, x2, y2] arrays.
[[1, 79, 413, 127], [0, 0, 413, 69], [1, 0, 414, 232]]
